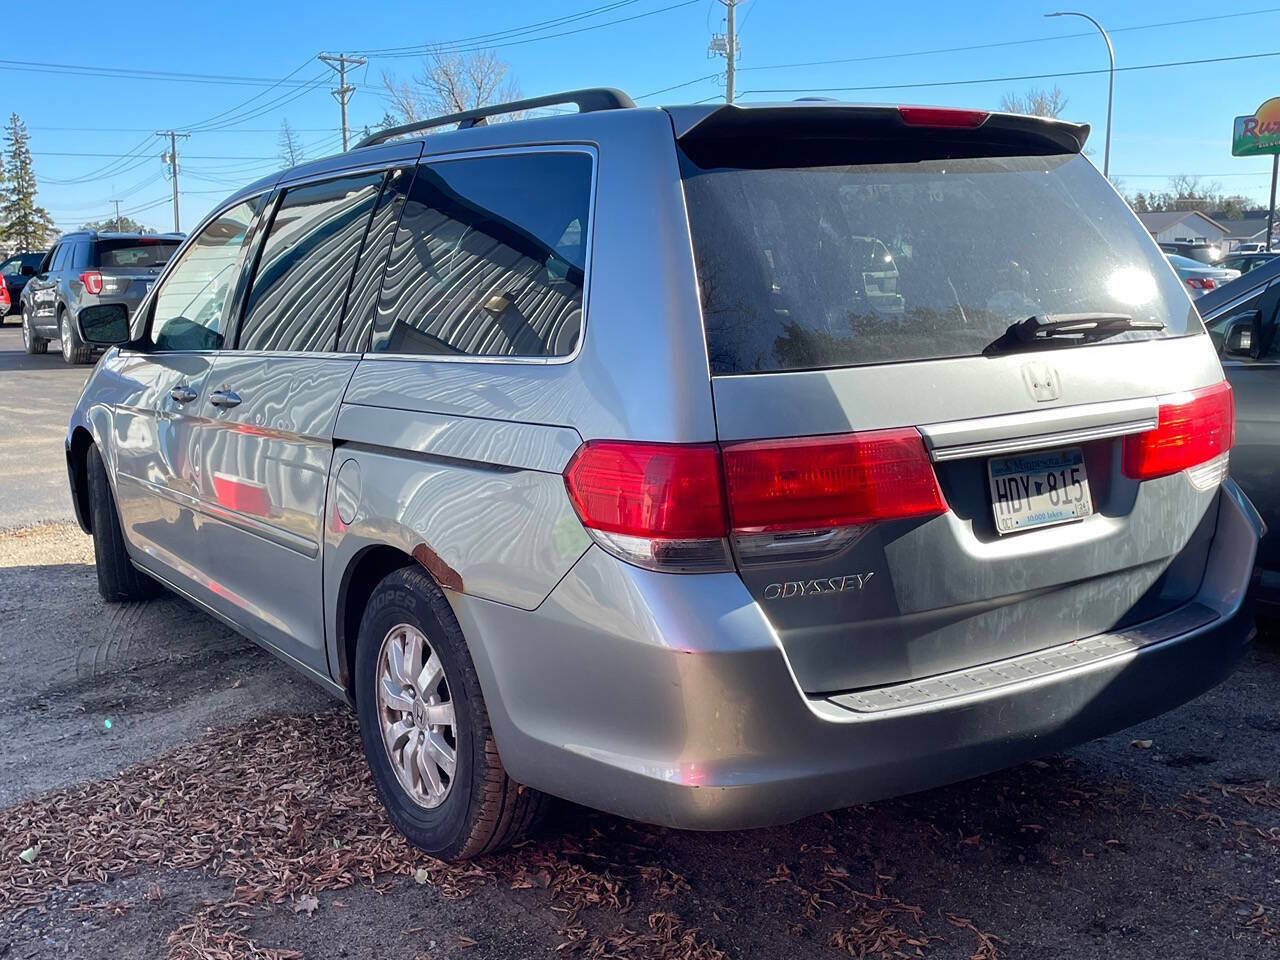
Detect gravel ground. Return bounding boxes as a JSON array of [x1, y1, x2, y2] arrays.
[[0, 521, 1276, 960], [0, 326, 1276, 959]]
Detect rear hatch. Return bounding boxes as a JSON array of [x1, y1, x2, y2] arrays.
[[91, 237, 180, 303], [675, 104, 1232, 694]]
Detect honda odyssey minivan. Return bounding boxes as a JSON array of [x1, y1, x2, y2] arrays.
[[66, 90, 1261, 860]]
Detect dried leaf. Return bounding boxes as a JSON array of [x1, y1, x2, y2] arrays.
[[17, 844, 39, 864], [293, 894, 319, 916]]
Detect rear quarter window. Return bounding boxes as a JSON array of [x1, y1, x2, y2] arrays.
[[682, 151, 1198, 374]]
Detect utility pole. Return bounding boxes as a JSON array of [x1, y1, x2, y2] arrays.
[[708, 0, 741, 103], [155, 130, 189, 232], [111, 199, 121, 231], [319, 53, 368, 151]]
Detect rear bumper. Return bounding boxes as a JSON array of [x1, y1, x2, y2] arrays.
[[453, 481, 1262, 830]]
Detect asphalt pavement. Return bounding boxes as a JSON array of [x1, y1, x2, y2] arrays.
[[0, 319, 86, 529], [0, 318, 1277, 960]]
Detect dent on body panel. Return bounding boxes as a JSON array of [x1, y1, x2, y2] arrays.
[[344, 447, 591, 610]]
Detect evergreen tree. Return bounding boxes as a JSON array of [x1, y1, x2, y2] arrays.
[[0, 113, 57, 252]]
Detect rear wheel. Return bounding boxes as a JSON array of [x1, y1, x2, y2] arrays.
[[22, 308, 48, 354], [355, 566, 547, 860], [60, 309, 92, 364], [86, 445, 159, 602]]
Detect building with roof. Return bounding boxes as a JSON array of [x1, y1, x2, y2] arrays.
[[1136, 210, 1229, 246]]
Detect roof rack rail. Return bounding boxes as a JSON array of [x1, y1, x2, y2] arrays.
[[352, 87, 635, 149]]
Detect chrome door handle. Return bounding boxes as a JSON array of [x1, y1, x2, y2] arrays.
[[169, 385, 197, 404], [209, 389, 242, 409]]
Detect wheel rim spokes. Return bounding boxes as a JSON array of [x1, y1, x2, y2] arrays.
[[375, 622, 457, 809]]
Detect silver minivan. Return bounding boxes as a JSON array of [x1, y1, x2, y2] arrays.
[[66, 90, 1262, 860]]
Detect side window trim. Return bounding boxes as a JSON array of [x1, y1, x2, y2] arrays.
[[367, 143, 599, 365], [230, 164, 402, 355], [142, 192, 270, 352]]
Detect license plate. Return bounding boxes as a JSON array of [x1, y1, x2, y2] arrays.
[[145, 282, 154, 294], [987, 447, 1093, 535]]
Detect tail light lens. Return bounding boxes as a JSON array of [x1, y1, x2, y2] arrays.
[[1185, 276, 1216, 290], [563, 429, 946, 572], [1122, 381, 1234, 485], [80, 271, 104, 295], [563, 441, 731, 571]]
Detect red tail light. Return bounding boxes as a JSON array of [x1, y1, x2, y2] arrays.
[[897, 106, 988, 128], [721, 428, 946, 533], [563, 441, 726, 540], [80, 271, 104, 295], [0, 284, 9, 309], [1122, 381, 1234, 481], [563, 429, 946, 571], [1185, 276, 1216, 291]]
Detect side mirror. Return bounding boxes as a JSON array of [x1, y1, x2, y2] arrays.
[[19, 265, 36, 277], [1223, 310, 1262, 360], [77, 303, 131, 347]]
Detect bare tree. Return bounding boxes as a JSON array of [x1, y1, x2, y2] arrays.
[[381, 48, 520, 125], [999, 86, 1069, 119], [278, 119, 305, 167]]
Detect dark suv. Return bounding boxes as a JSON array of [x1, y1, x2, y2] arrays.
[[21, 231, 182, 363], [1, 251, 46, 318]]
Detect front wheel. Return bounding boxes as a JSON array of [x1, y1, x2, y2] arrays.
[[86, 445, 160, 602], [60, 310, 92, 364], [355, 567, 547, 860]]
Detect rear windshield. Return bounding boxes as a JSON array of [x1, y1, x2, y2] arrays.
[[682, 152, 1198, 374], [95, 239, 180, 269]]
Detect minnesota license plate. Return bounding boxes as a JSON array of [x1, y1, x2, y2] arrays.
[[987, 447, 1093, 535]]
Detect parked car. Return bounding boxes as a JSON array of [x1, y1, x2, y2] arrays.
[[1159, 240, 1224, 265], [1218, 250, 1278, 275], [1232, 242, 1267, 254], [1166, 253, 1239, 296], [1197, 260, 1280, 615], [0, 275, 8, 315], [1, 250, 45, 318], [65, 92, 1261, 861], [21, 231, 182, 363]]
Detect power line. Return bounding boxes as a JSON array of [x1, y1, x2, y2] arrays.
[[0, 57, 320, 87], [156, 132, 190, 232], [33, 151, 275, 159], [367, 0, 700, 59], [739, 49, 1280, 96], [737, 6, 1280, 74], [635, 73, 720, 99], [354, 0, 648, 55]]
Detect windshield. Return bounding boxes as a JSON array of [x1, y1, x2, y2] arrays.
[[682, 152, 1198, 374], [96, 239, 180, 269]]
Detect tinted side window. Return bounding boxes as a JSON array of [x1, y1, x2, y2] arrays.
[[50, 245, 69, 272], [150, 197, 264, 352], [337, 167, 413, 353], [238, 171, 384, 353], [71, 242, 91, 271], [372, 151, 592, 358]]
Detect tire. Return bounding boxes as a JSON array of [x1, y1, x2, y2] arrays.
[[22, 308, 48, 354], [60, 309, 93, 364], [86, 445, 159, 602], [355, 566, 547, 860]]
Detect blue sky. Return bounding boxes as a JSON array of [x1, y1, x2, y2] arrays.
[[6, 0, 1280, 235]]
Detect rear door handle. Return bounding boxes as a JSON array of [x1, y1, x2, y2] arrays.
[[169, 385, 197, 404], [209, 389, 242, 409]]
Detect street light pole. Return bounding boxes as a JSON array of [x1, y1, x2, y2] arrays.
[[1046, 11, 1114, 179]]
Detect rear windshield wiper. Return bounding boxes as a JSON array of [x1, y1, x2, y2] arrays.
[[984, 312, 1165, 355]]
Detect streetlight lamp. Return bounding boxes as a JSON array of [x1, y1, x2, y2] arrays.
[[1046, 11, 1114, 179]]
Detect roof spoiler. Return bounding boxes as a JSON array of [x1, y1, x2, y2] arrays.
[[666, 103, 1090, 155], [353, 88, 635, 149]]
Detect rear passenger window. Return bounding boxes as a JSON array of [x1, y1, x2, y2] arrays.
[[50, 245, 69, 271], [337, 167, 414, 353], [71, 242, 91, 271], [238, 171, 385, 353], [371, 151, 592, 358]]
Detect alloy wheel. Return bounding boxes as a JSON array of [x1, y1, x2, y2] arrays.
[[22, 312, 30, 351], [375, 622, 457, 809], [60, 314, 72, 362]]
